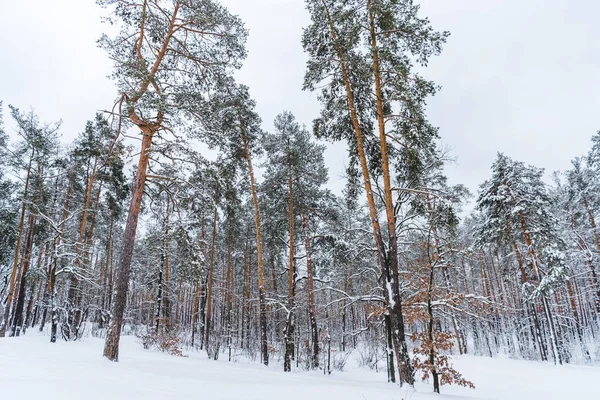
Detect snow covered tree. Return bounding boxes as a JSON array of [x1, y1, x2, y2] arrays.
[[303, 0, 448, 386], [1, 107, 60, 338], [0, 103, 18, 296], [475, 153, 567, 364], [196, 76, 270, 365], [408, 185, 473, 393], [261, 111, 329, 371], [97, 0, 248, 361]]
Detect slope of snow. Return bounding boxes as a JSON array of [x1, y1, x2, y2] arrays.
[[1, 333, 599, 400]]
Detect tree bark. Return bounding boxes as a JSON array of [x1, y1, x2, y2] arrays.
[[103, 127, 153, 361], [517, 211, 562, 365], [10, 212, 37, 337], [204, 203, 218, 353], [162, 196, 171, 331], [1, 147, 34, 337], [239, 114, 269, 366], [225, 224, 234, 361], [68, 156, 98, 319], [284, 168, 296, 372], [241, 236, 251, 350], [367, 2, 414, 385], [304, 214, 319, 369]]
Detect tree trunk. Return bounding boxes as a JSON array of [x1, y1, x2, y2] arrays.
[[154, 265, 163, 333], [103, 127, 154, 361], [239, 118, 268, 366], [190, 281, 200, 347], [1, 147, 34, 337], [320, 0, 413, 384], [517, 212, 562, 365], [198, 215, 207, 349], [241, 237, 251, 350], [225, 224, 234, 361], [162, 197, 171, 331], [204, 203, 218, 353], [368, 5, 414, 384], [304, 214, 319, 369], [428, 285, 440, 393], [10, 212, 37, 337], [68, 156, 98, 323], [49, 237, 59, 343], [284, 173, 295, 372]]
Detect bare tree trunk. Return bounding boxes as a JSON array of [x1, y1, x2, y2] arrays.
[[154, 266, 163, 334], [24, 253, 44, 332], [198, 215, 207, 349], [162, 197, 171, 331], [241, 237, 251, 350], [103, 127, 153, 361], [225, 225, 234, 361], [190, 281, 200, 347], [68, 156, 98, 327], [190, 217, 206, 348], [303, 214, 319, 369], [49, 237, 60, 343], [427, 265, 440, 393], [239, 118, 269, 366], [10, 212, 37, 337], [284, 173, 295, 372], [204, 203, 218, 353], [368, 4, 414, 384]]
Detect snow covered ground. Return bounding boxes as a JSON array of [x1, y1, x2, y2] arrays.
[[1, 333, 599, 400]]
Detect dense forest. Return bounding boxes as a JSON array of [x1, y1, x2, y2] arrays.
[[1, 0, 599, 395]]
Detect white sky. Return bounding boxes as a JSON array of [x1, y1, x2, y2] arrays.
[[1, 0, 599, 198]]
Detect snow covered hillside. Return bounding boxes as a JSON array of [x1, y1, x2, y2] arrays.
[[1, 334, 599, 400]]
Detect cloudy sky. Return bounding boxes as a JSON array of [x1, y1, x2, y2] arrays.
[[1, 0, 599, 199]]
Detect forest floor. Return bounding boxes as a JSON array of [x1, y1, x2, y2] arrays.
[[1, 332, 599, 400]]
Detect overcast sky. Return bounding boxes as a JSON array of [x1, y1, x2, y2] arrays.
[[1, 0, 599, 199]]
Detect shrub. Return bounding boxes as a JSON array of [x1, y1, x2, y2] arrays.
[[137, 331, 187, 357]]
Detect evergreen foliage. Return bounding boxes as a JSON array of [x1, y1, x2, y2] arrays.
[[1, 1, 599, 396]]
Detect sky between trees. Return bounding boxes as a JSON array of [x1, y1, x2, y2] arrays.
[[1, 0, 599, 195]]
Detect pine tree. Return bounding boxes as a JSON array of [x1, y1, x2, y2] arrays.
[[197, 77, 270, 365], [1, 107, 60, 337], [564, 158, 600, 313], [303, 0, 447, 385], [97, 0, 248, 361], [475, 153, 567, 364], [0, 103, 19, 327], [0, 103, 18, 291], [262, 111, 329, 370]]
